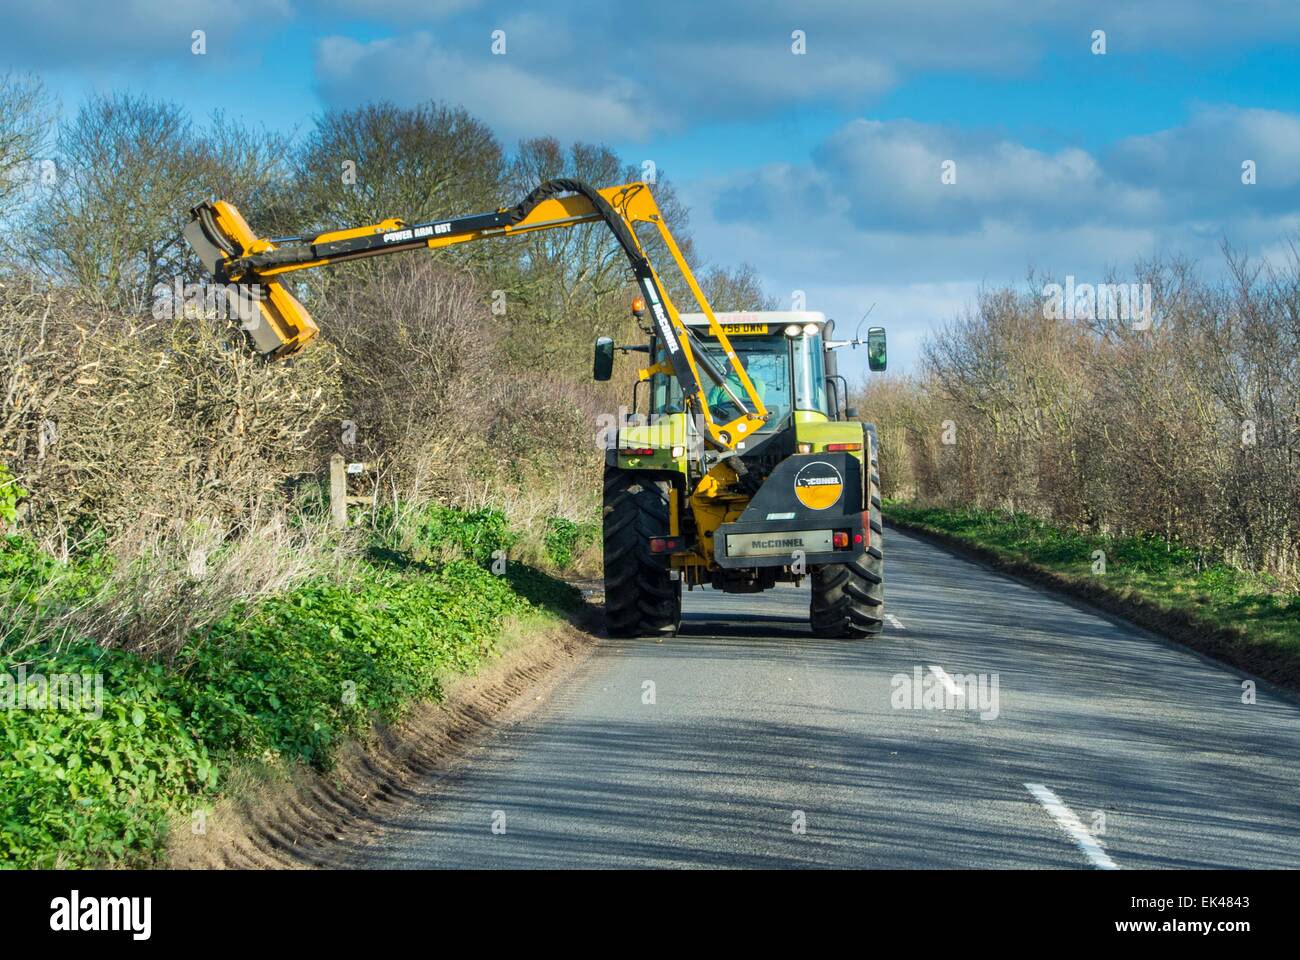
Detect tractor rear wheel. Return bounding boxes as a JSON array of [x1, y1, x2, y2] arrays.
[[602, 468, 682, 637], [810, 468, 884, 638]]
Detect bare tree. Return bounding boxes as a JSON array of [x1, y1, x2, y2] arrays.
[[0, 72, 53, 257], [864, 249, 1300, 585], [24, 95, 291, 313], [294, 100, 502, 229], [699, 263, 776, 311]]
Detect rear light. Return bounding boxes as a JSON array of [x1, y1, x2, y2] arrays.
[[826, 442, 862, 452], [797, 442, 813, 454], [620, 447, 655, 457], [833, 531, 850, 549], [649, 537, 682, 553], [860, 511, 871, 547]]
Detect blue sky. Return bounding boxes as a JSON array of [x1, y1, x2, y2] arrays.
[[7, 1, 1300, 377]]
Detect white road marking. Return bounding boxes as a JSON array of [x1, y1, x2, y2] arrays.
[[885, 613, 905, 630], [928, 665, 964, 698], [1024, 783, 1119, 870]]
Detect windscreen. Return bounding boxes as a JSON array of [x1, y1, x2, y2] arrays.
[[650, 329, 796, 426]]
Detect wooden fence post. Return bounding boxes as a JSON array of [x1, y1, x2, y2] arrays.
[[329, 454, 347, 529]]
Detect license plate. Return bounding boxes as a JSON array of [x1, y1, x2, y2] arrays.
[[726, 529, 833, 557]]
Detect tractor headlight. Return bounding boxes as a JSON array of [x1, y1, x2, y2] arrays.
[[783, 323, 802, 338], [802, 322, 819, 336]]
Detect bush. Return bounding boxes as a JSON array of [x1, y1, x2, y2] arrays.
[[0, 463, 25, 530], [859, 252, 1300, 588], [0, 504, 555, 867], [542, 516, 597, 570], [0, 640, 213, 868], [1, 533, 113, 653], [371, 502, 518, 567], [171, 558, 526, 768], [0, 289, 346, 551]]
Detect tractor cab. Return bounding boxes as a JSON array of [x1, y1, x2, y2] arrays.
[[649, 312, 841, 429]]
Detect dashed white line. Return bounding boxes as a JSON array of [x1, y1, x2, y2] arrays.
[[928, 665, 964, 698], [885, 613, 905, 630], [1025, 783, 1119, 870]]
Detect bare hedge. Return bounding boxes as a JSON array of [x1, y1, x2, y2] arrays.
[[0, 282, 344, 551], [858, 252, 1300, 585]]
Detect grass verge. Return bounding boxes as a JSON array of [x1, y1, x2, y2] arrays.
[[0, 505, 582, 868], [885, 501, 1300, 691]]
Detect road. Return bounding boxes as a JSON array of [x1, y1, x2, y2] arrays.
[[358, 525, 1300, 869]]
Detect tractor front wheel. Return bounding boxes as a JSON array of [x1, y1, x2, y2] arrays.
[[810, 469, 884, 638], [602, 468, 682, 637]]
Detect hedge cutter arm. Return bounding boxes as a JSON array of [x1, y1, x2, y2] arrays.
[[184, 179, 767, 451]]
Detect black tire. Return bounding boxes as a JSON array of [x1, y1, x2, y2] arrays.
[[810, 468, 884, 638], [602, 468, 682, 637], [864, 425, 882, 511]]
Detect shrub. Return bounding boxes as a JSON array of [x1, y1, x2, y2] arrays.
[[0, 509, 550, 867], [543, 517, 588, 570], [0, 463, 26, 530], [0, 640, 213, 867], [371, 502, 518, 567]]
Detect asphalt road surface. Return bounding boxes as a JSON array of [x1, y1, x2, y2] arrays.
[[359, 525, 1300, 869]]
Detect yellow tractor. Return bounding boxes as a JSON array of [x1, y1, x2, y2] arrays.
[[183, 178, 888, 639]]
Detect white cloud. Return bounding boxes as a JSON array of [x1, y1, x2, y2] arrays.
[[649, 41, 895, 114], [711, 118, 1166, 234], [1108, 106, 1300, 195], [320, 0, 480, 18], [705, 107, 1300, 248], [681, 108, 1300, 371], [300, 1, 1300, 135], [314, 33, 663, 142]]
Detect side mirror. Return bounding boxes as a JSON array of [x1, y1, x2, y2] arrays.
[[845, 407, 860, 419], [866, 326, 887, 372], [593, 336, 615, 381]]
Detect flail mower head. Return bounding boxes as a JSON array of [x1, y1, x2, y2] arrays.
[[183, 200, 320, 359]]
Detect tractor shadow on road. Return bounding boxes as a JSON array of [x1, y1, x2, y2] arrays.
[[677, 610, 816, 641]]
